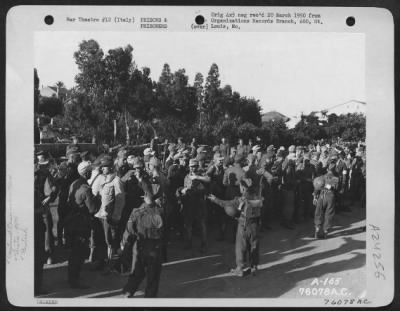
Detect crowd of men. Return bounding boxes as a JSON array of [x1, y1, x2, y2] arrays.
[[34, 136, 366, 297]]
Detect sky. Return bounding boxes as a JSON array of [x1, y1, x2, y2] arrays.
[[34, 31, 365, 117]]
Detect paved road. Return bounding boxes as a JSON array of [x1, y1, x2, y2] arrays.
[[40, 201, 366, 299]]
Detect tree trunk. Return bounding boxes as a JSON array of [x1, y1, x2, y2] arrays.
[[125, 109, 130, 146]]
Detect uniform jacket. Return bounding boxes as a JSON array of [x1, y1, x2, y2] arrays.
[[95, 173, 125, 223], [123, 202, 164, 244]]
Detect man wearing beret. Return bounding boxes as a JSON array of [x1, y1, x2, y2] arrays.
[[177, 159, 209, 252], [65, 161, 97, 288]]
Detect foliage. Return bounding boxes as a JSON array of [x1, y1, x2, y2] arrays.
[[50, 39, 365, 146], [38, 96, 63, 117]]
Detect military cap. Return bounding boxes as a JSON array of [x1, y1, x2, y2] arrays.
[[143, 148, 155, 156], [196, 153, 206, 162], [288, 145, 296, 152], [279, 146, 285, 151], [196, 146, 206, 154], [100, 156, 113, 168], [149, 156, 161, 167], [276, 150, 285, 158], [296, 145, 304, 151], [230, 146, 237, 152], [213, 152, 225, 161], [252, 145, 261, 153], [93, 154, 106, 167], [80, 150, 89, 158], [36, 150, 46, 157], [266, 145, 275, 152], [189, 159, 198, 167], [66, 146, 80, 157], [212, 145, 220, 152]]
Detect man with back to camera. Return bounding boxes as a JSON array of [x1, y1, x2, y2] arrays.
[[65, 161, 96, 288]]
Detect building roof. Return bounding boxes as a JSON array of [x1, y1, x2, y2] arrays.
[[261, 111, 290, 123]]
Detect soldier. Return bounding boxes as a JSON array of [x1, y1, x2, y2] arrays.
[[177, 159, 209, 252], [115, 149, 130, 178], [208, 178, 263, 276], [333, 151, 349, 212], [87, 155, 107, 269], [118, 157, 152, 273], [148, 157, 169, 262], [310, 151, 324, 177], [55, 149, 81, 250], [65, 161, 96, 288], [94, 156, 126, 273], [237, 138, 246, 157], [219, 137, 230, 158], [256, 150, 275, 230], [206, 152, 227, 240], [296, 152, 316, 220], [36, 151, 59, 265], [252, 145, 262, 167], [34, 152, 58, 295], [164, 143, 176, 171], [280, 157, 297, 229], [176, 137, 186, 151], [224, 146, 237, 169], [313, 162, 339, 239], [122, 191, 164, 298]]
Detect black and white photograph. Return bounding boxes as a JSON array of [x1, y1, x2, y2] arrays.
[[5, 5, 394, 308], [33, 30, 368, 299]]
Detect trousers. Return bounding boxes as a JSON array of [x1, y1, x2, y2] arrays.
[[68, 233, 89, 284], [235, 219, 259, 269], [314, 190, 335, 232], [123, 239, 162, 297]]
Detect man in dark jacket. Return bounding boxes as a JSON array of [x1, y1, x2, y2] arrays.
[[65, 161, 97, 288]]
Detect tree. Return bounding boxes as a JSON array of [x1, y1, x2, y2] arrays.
[[193, 72, 204, 128], [204, 63, 221, 125], [237, 97, 262, 126], [55, 81, 65, 89], [38, 96, 63, 117], [103, 45, 134, 144]]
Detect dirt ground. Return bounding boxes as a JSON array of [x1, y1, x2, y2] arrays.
[[38, 199, 366, 300]]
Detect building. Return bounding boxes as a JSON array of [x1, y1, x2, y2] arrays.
[[261, 111, 290, 123], [40, 85, 70, 102], [285, 100, 366, 129]]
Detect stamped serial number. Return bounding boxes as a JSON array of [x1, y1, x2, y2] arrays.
[[299, 287, 349, 296]]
